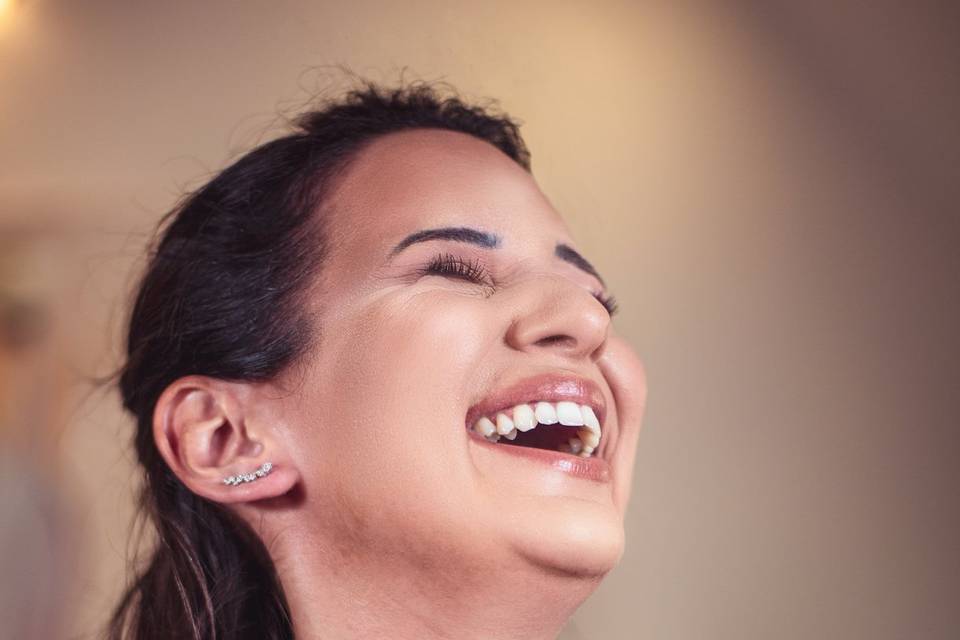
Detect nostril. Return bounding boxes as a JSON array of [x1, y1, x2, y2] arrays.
[[534, 335, 576, 349]]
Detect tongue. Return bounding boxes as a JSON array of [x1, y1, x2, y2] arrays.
[[504, 424, 579, 451]]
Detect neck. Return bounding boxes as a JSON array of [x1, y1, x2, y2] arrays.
[[268, 525, 601, 640]]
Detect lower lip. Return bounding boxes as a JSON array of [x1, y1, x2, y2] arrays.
[[466, 432, 611, 483]]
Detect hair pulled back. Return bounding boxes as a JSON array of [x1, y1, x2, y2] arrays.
[[109, 82, 530, 640]]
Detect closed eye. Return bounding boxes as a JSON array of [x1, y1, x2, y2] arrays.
[[419, 253, 493, 285], [419, 252, 617, 315]]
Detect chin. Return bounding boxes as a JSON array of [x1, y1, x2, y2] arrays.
[[509, 499, 626, 578]]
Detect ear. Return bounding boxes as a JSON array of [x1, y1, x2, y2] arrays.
[[152, 375, 299, 504]]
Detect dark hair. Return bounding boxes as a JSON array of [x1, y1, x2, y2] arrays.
[[109, 82, 530, 640]]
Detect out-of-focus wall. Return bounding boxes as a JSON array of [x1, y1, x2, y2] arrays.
[[1, 1, 957, 638]]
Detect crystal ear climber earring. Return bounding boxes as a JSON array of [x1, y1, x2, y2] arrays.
[[223, 462, 273, 486]]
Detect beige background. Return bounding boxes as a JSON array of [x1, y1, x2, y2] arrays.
[[1, 1, 958, 638]]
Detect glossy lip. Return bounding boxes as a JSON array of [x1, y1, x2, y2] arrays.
[[464, 372, 613, 482]]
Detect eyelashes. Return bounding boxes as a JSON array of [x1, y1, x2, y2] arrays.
[[419, 252, 619, 316], [421, 253, 492, 285], [593, 292, 619, 316]]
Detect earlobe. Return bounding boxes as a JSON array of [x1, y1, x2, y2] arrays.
[[152, 375, 299, 504]]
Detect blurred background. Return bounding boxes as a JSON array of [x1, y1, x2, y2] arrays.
[[1, 1, 958, 638]]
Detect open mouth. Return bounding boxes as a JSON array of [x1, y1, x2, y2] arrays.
[[468, 401, 602, 458]]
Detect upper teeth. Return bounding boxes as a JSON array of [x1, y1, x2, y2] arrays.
[[471, 401, 601, 458]]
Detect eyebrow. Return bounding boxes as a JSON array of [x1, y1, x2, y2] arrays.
[[390, 226, 605, 285], [391, 226, 501, 254], [555, 243, 605, 286]]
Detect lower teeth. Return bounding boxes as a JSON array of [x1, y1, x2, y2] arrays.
[[487, 433, 596, 457], [475, 412, 600, 457], [554, 437, 597, 457]]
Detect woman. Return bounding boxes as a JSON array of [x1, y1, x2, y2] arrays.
[[110, 83, 647, 639]]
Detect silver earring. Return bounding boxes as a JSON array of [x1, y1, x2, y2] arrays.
[[223, 462, 273, 486]]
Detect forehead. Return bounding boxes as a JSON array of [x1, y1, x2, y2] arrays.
[[321, 129, 569, 259]]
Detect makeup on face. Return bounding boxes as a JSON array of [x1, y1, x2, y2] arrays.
[[284, 129, 639, 585], [377, 225, 619, 482], [463, 373, 610, 480], [388, 225, 618, 315]]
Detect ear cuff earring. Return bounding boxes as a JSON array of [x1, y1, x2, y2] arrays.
[[223, 462, 273, 486]]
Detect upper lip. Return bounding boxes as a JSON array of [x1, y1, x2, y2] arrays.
[[465, 371, 609, 440]]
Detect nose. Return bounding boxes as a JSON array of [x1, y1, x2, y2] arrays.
[[505, 276, 611, 361]]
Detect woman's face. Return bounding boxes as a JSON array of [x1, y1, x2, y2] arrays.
[[273, 129, 645, 579]]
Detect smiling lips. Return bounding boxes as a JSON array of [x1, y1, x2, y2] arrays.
[[465, 374, 611, 478], [471, 401, 602, 456]]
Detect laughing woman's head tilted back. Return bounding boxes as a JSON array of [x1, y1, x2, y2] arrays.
[[110, 83, 647, 640]]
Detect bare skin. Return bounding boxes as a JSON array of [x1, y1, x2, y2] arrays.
[[153, 129, 647, 639]]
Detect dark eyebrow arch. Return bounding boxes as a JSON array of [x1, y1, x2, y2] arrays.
[[555, 243, 605, 286], [391, 226, 501, 254]]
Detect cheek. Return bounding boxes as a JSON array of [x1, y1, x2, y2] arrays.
[[342, 292, 494, 415], [357, 292, 491, 382], [297, 291, 500, 521]]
